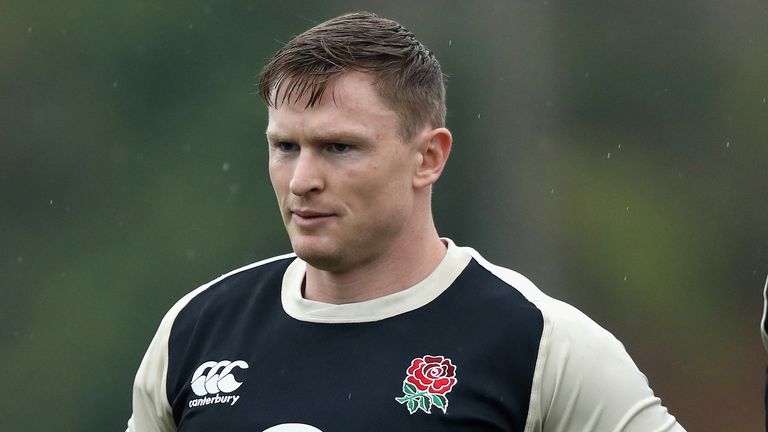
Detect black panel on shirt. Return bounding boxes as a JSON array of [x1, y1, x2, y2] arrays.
[[166, 258, 544, 432]]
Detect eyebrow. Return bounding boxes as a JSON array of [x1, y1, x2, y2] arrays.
[[266, 130, 367, 144], [265, 131, 289, 143]]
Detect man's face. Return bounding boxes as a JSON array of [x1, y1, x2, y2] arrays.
[[266, 72, 422, 272]]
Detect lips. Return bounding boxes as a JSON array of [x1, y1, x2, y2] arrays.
[[290, 209, 336, 227], [291, 209, 334, 218]]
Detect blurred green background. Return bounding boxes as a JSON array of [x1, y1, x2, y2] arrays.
[[1, 1, 766, 430]]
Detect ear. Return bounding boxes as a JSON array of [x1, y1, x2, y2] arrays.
[[413, 127, 452, 189]]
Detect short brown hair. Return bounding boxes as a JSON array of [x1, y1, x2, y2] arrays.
[[258, 12, 446, 140]]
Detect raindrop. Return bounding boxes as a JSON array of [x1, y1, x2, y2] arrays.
[[113, 81, 118, 88], [17, 256, 23, 264], [49, 199, 53, 205], [584, 72, 590, 79], [623, 274, 628, 281], [448, 39, 452, 46], [477, 114, 481, 119], [606, 152, 611, 159], [550, 188, 555, 195], [222, 162, 230, 171], [27, 27, 32, 33], [726, 141, 730, 148]]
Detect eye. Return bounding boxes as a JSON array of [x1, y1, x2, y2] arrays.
[[274, 141, 298, 152], [328, 143, 350, 153]]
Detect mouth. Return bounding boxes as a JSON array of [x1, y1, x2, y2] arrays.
[[290, 209, 336, 227]]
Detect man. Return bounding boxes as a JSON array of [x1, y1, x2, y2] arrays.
[[127, 12, 685, 431]]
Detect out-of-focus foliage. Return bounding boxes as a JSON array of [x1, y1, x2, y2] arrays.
[[1, 1, 765, 430]]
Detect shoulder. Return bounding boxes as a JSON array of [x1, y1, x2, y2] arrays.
[[463, 244, 622, 346], [456, 245, 621, 378], [167, 253, 295, 323], [461, 245, 683, 431], [460, 245, 597, 332], [144, 252, 296, 359], [128, 253, 295, 431], [146, 252, 297, 378]]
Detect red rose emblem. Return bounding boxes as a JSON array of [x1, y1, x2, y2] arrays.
[[396, 355, 458, 414], [405, 355, 457, 395]]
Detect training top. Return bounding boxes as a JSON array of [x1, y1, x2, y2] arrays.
[[127, 239, 685, 432]]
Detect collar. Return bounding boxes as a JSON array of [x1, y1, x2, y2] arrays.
[[281, 238, 472, 323]]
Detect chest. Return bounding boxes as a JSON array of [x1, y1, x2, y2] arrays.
[[170, 313, 539, 431], [165, 264, 543, 432]]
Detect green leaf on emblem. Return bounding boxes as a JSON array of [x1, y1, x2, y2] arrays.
[[407, 399, 418, 414], [431, 394, 449, 413], [403, 382, 418, 395], [418, 395, 431, 413]]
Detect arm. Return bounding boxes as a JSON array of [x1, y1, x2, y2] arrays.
[[529, 300, 685, 432], [126, 311, 176, 432]]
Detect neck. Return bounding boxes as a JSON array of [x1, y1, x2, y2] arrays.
[[303, 222, 446, 304]]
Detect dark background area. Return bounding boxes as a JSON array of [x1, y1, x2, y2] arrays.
[[1, 1, 766, 430]]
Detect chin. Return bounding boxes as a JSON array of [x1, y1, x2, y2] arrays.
[[291, 239, 345, 271], [295, 250, 347, 272]]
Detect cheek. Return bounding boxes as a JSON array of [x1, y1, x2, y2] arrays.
[[268, 163, 289, 195], [348, 167, 408, 210]]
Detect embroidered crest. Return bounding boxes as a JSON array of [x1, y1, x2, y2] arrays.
[[395, 355, 457, 414]]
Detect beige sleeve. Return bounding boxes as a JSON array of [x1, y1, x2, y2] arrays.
[[526, 299, 686, 432], [465, 249, 686, 432], [125, 307, 177, 432], [126, 255, 295, 431], [126, 284, 212, 432]]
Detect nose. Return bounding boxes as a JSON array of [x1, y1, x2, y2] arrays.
[[289, 150, 324, 196]]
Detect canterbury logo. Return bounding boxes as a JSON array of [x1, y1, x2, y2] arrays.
[[191, 360, 249, 396]]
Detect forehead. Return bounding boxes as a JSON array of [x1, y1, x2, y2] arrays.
[[266, 72, 400, 139]]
